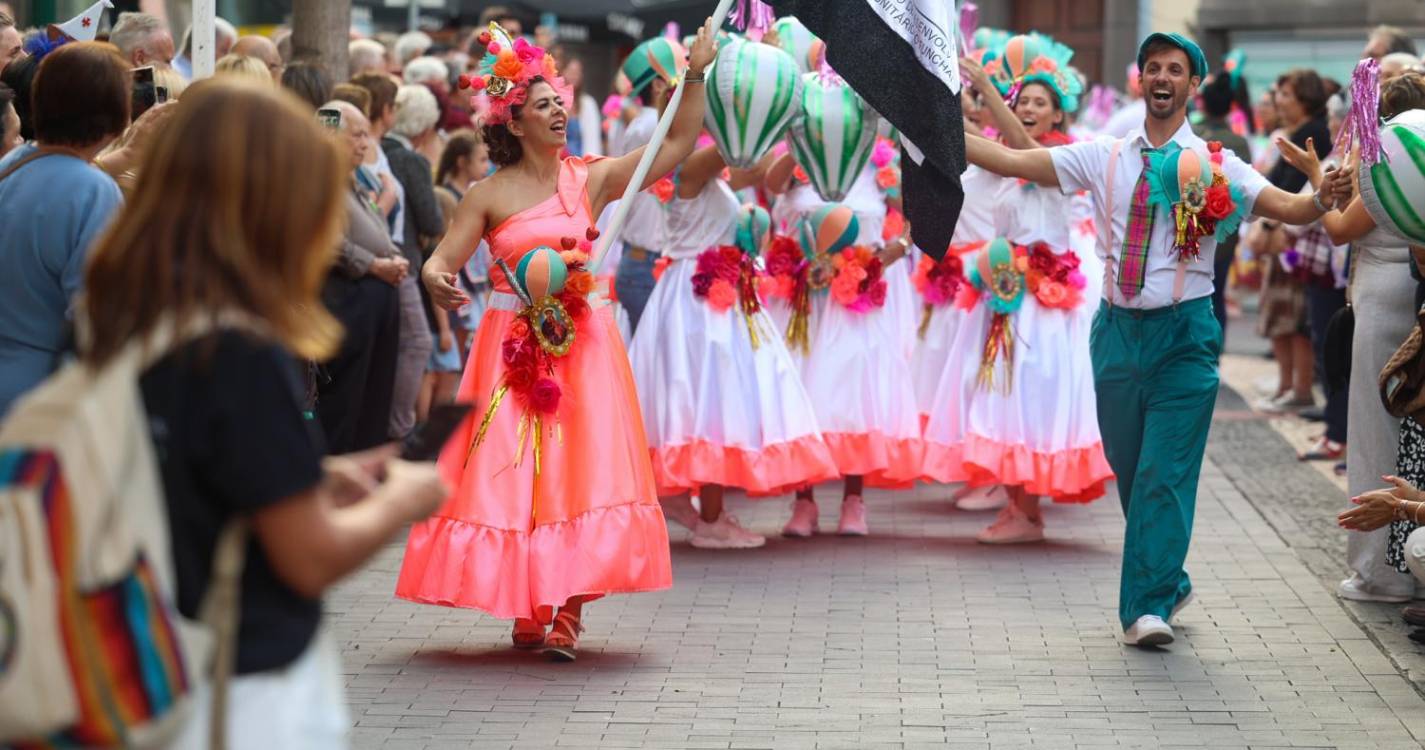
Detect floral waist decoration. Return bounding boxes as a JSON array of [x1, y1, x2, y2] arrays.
[[468, 242, 594, 519], [911, 250, 968, 339], [830, 247, 887, 312], [1144, 141, 1248, 264], [955, 237, 1026, 393], [692, 245, 765, 347], [1024, 244, 1087, 310]]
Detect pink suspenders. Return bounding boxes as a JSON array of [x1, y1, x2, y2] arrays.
[[1099, 138, 1189, 308]]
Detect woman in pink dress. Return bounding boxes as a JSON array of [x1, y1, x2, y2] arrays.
[[398, 20, 719, 661]]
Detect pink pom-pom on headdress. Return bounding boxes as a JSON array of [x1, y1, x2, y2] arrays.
[[1336, 58, 1386, 166]]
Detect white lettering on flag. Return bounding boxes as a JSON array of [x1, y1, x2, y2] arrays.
[[865, 0, 961, 94]]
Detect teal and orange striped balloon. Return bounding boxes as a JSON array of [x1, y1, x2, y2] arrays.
[[1000, 34, 1045, 82], [1156, 146, 1210, 206], [515, 246, 568, 300], [1361, 110, 1425, 244], [735, 203, 772, 257], [786, 73, 880, 202], [797, 204, 859, 259], [704, 38, 803, 169]]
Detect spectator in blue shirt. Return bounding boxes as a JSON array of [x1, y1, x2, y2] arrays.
[[0, 42, 130, 416]]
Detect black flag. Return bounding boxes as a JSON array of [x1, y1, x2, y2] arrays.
[[766, 0, 966, 261]]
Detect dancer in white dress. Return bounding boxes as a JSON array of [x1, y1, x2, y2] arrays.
[[628, 146, 839, 549], [765, 156, 922, 537], [921, 39, 1112, 544]]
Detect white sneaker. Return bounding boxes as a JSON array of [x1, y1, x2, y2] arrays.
[[690, 513, 767, 549], [955, 485, 1009, 511], [1337, 576, 1412, 603], [975, 503, 1044, 544], [1124, 615, 1174, 646], [660, 495, 700, 531]]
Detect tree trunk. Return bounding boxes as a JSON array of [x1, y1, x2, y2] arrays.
[[292, 0, 351, 83]]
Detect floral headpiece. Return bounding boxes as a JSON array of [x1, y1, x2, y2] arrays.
[[458, 22, 568, 126], [983, 32, 1084, 114]]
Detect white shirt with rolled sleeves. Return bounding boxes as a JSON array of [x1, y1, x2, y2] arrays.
[[1050, 119, 1271, 310], [615, 107, 668, 252]]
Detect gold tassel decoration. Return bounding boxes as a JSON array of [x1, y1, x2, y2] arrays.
[[976, 313, 1015, 394], [917, 303, 933, 341], [466, 385, 509, 466], [513, 413, 530, 467], [530, 415, 542, 525]]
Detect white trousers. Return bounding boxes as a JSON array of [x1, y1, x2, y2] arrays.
[[168, 629, 349, 749]]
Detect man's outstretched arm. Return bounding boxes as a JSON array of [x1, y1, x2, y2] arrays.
[[965, 133, 1061, 188]]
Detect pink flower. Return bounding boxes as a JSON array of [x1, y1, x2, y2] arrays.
[[831, 276, 860, 306], [867, 280, 888, 307], [1036, 280, 1069, 308], [512, 37, 543, 65], [602, 94, 624, 118], [707, 279, 738, 311], [1066, 270, 1087, 290], [530, 378, 562, 414], [872, 138, 897, 169]]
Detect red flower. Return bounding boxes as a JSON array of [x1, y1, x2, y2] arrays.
[[707, 279, 738, 311], [691, 272, 713, 297], [876, 165, 900, 190], [509, 318, 531, 340], [651, 176, 676, 204], [505, 363, 537, 391], [530, 378, 562, 414], [561, 294, 591, 321], [868, 281, 888, 307], [502, 335, 533, 367], [1204, 184, 1235, 221]]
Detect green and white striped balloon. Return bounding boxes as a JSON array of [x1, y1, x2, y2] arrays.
[[703, 38, 803, 170], [771, 16, 824, 74], [1361, 109, 1425, 244], [786, 73, 881, 203]]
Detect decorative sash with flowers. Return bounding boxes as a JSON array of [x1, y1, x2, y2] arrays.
[[1144, 140, 1249, 264], [692, 245, 765, 347], [468, 242, 595, 518], [761, 235, 830, 354], [830, 247, 887, 312], [1023, 244, 1088, 310], [911, 249, 970, 339]]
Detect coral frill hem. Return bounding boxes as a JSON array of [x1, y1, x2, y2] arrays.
[[921, 433, 1113, 503], [823, 432, 925, 488], [650, 435, 840, 497], [395, 501, 673, 623]]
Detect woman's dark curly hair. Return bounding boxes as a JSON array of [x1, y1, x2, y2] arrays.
[[481, 75, 548, 167]]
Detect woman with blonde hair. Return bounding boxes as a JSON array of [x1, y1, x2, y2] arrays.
[[80, 77, 447, 746]]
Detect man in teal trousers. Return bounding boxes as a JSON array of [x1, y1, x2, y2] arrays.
[[960, 34, 1351, 645]]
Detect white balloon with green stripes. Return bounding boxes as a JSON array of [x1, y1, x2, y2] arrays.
[[1361, 110, 1425, 244], [786, 72, 881, 203], [703, 38, 803, 170]]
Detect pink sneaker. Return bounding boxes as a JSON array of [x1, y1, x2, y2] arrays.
[[956, 485, 1009, 511], [782, 498, 820, 538], [660, 495, 700, 531], [975, 503, 1044, 544], [690, 513, 766, 549], [837, 495, 869, 536]]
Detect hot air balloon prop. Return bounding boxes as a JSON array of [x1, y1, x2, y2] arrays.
[[704, 37, 804, 168], [770, 16, 825, 74], [786, 63, 880, 202], [1360, 109, 1425, 244], [1143, 141, 1248, 263]]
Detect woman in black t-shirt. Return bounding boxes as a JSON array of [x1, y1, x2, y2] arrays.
[[77, 79, 448, 748]]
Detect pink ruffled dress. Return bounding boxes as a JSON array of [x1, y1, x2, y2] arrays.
[[396, 157, 672, 622]]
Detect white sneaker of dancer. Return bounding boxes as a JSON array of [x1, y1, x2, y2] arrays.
[[690, 513, 766, 549], [1124, 615, 1175, 646], [975, 503, 1044, 544], [660, 495, 700, 531], [955, 485, 1009, 511]]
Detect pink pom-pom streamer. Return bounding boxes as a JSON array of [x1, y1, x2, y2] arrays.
[[872, 139, 897, 168], [959, 2, 979, 52], [1336, 58, 1385, 166], [729, 0, 775, 34]]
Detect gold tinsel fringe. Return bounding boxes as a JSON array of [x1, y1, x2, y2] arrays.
[[466, 384, 509, 466], [917, 303, 933, 341]]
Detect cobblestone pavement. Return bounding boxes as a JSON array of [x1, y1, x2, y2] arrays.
[[330, 394, 1425, 748]]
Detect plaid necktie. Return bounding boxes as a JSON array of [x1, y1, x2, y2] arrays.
[[1118, 148, 1158, 299]]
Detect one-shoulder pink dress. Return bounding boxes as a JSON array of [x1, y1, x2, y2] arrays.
[[396, 157, 672, 622]]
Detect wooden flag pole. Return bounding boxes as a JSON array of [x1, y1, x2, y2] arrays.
[[591, 0, 737, 273]]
